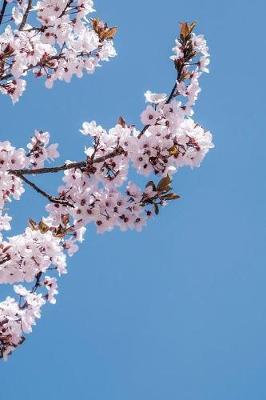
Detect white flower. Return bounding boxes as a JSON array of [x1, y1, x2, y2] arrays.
[[80, 121, 105, 137], [144, 90, 167, 104]]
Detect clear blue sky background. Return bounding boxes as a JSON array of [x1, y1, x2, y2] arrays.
[[1, 0, 266, 398]]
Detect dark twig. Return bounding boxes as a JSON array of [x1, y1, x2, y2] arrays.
[[58, 0, 73, 19], [11, 172, 74, 208], [10, 147, 125, 176], [0, 255, 10, 266], [19, 0, 32, 30], [0, 0, 7, 26], [31, 272, 43, 293]]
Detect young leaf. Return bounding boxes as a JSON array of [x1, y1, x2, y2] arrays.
[[161, 193, 181, 201], [157, 175, 171, 192], [169, 145, 179, 157], [38, 220, 49, 233], [54, 225, 67, 238], [99, 27, 118, 41], [117, 116, 126, 128], [180, 22, 190, 39], [28, 218, 38, 231], [179, 22, 196, 39], [188, 21, 196, 33]]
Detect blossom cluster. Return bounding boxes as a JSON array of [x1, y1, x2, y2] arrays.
[[0, 228, 66, 284], [0, 0, 117, 102], [0, 19, 213, 359], [27, 130, 59, 168], [48, 114, 212, 237], [0, 131, 59, 239], [0, 281, 57, 360]]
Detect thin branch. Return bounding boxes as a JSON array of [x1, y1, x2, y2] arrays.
[[0, 0, 7, 26], [58, 0, 73, 19], [19, 0, 32, 30], [10, 147, 125, 176], [12, 172, 74, 207], [138, 37, 192, 138], [15, 161, 86, 176], [0, 47, 100, 83], [166, 81, 178, 105], [31, 272, 43, 293], [137, 125, 149, 139], [165, 63, 185, 105]]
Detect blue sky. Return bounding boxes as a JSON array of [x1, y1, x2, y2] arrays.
[[1, 0, 266, 399]]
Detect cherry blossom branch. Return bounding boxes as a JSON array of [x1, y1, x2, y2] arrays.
[[10, 147, 125, 176], [166, 26, 196, 104], [0, 1, 117, 102], [0, 19, 213, 360], [138, 23, 197, 139], [0, 45, 109, 83], [6, 20, 210, 213]]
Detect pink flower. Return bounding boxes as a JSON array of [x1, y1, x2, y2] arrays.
[[140, 105, 159, 126]]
